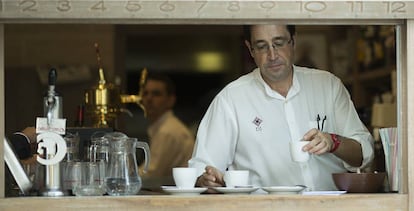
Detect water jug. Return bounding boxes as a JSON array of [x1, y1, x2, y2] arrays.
[[105, 133, 150, 195]]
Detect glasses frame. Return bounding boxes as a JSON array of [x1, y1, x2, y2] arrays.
[[251, 37, 293, 54]]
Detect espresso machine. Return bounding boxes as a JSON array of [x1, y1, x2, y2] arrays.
[[84, 43, 121, 128], [84, 43, 147, 128]]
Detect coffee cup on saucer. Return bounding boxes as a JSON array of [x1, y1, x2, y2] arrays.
[[223, 170, 249, 188], [172, 167, 197, 189]]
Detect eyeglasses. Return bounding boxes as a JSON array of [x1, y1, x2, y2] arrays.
[[252, 37, 292, 54]]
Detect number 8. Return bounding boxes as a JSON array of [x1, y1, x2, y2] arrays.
[[228, 1, 240, 12]]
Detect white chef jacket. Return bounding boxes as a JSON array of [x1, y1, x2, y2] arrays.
[[141, 111, 195, 178], [189, 66, 374, 191]]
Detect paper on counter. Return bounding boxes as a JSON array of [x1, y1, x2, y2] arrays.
[[302, 191, 347, 195]]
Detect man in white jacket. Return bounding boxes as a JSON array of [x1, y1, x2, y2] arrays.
[[189, 25, 374, 191]]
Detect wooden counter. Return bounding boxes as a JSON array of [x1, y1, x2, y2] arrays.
[[0, 1, 414, 210], [0, 194, 407, 211]]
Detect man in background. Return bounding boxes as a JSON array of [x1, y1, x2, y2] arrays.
[[139, 73, 195, 187]]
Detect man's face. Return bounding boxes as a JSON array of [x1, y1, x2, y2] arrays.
[[245, 25, 295, 83], [142, 79, 175, 122]]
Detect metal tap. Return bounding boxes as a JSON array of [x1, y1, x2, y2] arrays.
[[41, 68, 65, 196], [44, 68, 61, 125], [120, 68, 148, 117]]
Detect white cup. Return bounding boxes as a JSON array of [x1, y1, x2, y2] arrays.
[[223, 170, 249, 187], [290, 141, 310, 162], [172, 167, 197, 189]]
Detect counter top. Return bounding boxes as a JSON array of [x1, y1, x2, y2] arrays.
[[0, 194, 407, 211]]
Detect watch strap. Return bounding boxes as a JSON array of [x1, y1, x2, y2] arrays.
[[329, 133, 341, 153]]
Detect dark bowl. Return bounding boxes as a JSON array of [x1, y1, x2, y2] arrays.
[[332, 172, 386, 193]]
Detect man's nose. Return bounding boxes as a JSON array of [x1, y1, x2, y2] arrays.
[[267, 46, 279, 59]]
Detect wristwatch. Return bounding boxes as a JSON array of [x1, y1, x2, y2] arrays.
[[329, 133, 341, 153]]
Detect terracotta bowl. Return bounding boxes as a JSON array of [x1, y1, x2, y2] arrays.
[[332, 172, 386, 193]]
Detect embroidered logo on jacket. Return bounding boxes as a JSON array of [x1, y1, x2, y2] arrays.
[[253, 117, 263, 131]]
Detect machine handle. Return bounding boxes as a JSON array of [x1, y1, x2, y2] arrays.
[[48, 68, 57, 86]]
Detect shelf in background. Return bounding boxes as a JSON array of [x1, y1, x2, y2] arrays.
[[343, 66, 395, 84]]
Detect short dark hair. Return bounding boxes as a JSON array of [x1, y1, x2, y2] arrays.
[[146, 73, 176, 96], [243, 25, 296, 43]]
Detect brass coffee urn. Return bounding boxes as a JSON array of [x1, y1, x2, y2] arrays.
[[84, 43, 147, 128]]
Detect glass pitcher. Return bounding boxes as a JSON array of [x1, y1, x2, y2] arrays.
[[105, 135, 150, 196], [86, 132, 111, 189], [89, 131, 110, 163]]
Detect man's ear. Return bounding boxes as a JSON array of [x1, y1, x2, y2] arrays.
[[245, 40, 254, 58], [291, 35, 296, 52]]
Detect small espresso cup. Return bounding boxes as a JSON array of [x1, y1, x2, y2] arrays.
[[290, 141, 310, 162], [223, 170, 249, 187], [173, 167, 197, 189]]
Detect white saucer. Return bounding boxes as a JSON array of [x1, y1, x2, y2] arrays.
[[212, 186, 260, 194], [262, 186, 306, 195], [161, 186, 208, 195]]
